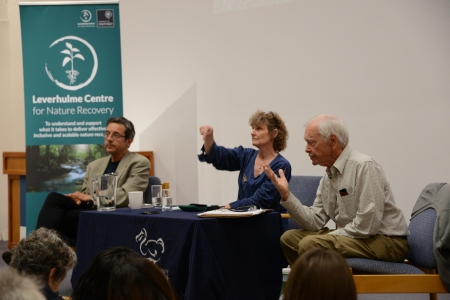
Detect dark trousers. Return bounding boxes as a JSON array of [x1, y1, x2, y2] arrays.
[[36, 192, 93, 242]]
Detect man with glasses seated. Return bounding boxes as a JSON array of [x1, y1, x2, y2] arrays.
[[35, 117, 150, 245]]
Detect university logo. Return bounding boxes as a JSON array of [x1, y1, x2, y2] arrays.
[[45, 36, 98, 91], [97, 9, 114, 27], [135, 228, 165, 263]]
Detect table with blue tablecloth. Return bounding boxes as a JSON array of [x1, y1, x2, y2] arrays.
[[71, 208, 285, 300]]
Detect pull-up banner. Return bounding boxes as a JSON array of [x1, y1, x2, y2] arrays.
[[19, 1, 122, 235]]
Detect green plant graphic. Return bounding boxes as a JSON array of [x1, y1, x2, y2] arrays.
[[61, 42, 85, 84]]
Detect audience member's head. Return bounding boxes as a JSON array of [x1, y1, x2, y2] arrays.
[[9, 227, 77, 292], [0, 269, 45, 300], [284, 248, 356, 300], [71, 247, 176, 300]]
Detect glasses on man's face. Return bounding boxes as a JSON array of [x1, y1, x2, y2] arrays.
[[102, 132, 126, 140], [266, 111, 279, 129]]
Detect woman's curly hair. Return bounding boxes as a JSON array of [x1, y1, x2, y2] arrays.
[[10, 228, 77, 285], [249, 110, 288, 152]]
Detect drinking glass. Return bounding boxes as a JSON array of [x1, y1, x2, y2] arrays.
[[151, 185, 163, 207], [161, 189, 172, 212]]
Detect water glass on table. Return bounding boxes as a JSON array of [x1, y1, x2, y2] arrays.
[[162, 189, 172, 212], [151, 185, 162, 207]]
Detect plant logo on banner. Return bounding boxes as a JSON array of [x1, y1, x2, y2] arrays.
[[45, 36, 98, 91], [19, 2, 123, 236], [80, 9, 92, 23]]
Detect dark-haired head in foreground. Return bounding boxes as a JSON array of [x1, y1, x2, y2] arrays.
[[71, 247, 176, 300], [284, 248, 356, 300]]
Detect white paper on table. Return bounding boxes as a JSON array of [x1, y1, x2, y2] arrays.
[[197, 208, 270, 218]]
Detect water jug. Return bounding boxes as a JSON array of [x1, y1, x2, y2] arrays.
[[91, 173, 118, 211]]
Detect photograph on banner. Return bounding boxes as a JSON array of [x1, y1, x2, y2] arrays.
[[26, 144, 108, 193]]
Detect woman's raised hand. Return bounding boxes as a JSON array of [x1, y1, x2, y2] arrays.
[[199, 125, 214, 155]]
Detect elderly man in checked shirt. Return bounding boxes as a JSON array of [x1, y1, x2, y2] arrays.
[[263, 114, 409, 266]]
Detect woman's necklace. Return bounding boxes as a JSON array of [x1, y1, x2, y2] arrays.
[[258, 153, 276, 169]]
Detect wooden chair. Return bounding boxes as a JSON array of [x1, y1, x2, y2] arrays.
[[281, 179, 449, 299], [352, 274, 447, 299], [348, 183, 450, 299]]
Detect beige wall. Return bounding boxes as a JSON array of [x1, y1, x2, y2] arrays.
[[1, 0, 450, 236], [0, 0, 26, 236]]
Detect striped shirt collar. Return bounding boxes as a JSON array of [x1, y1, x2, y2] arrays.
[[326, 145, 351, 179]]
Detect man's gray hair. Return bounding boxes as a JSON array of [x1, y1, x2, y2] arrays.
[[10, 228, 77, 285], [305, 114, 349, 147], [0, 270, 45, 300]]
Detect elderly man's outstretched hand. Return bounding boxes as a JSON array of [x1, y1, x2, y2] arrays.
[[262, 164, 290, 201]]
